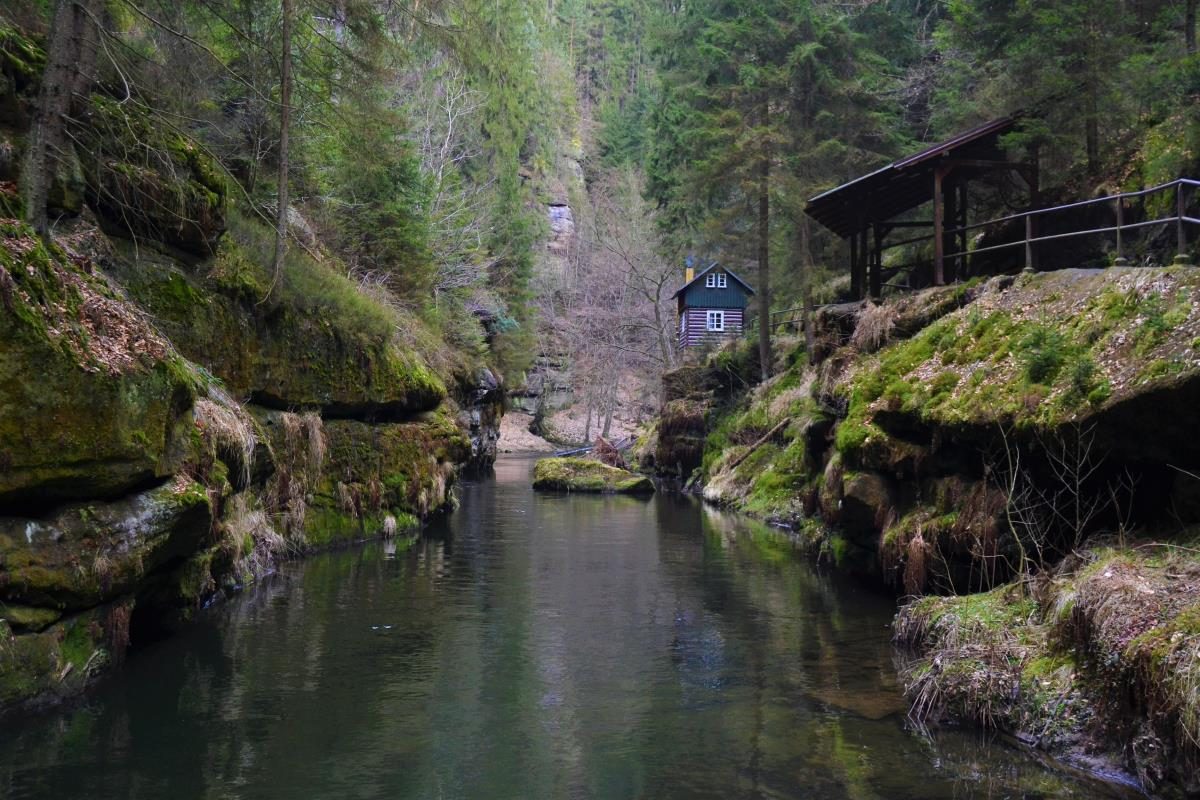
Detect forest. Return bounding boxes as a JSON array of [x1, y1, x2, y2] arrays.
[[4, 0, 1200, 797], [7, 1, 1198, 403]]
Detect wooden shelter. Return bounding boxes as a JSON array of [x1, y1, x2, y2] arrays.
[[804, 117, 1038, 299]]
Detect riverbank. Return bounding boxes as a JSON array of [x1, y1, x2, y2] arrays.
[[651, 269, 1200, 797]]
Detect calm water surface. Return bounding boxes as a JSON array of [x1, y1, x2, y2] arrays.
[[1, 457, 1137, 799]]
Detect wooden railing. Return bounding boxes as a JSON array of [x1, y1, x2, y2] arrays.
[[880, 177, 1200, 287]]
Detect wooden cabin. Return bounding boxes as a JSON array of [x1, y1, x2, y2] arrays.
[[673, 262, 755, 347]]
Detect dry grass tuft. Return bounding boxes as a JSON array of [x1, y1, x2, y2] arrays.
[[194, 387, 258, 488], [267, 411, 328, 545], [851, 301, 899, 352], [223, 493, 289, 577]]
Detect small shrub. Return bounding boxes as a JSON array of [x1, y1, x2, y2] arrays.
[[1019, 326, 1067, 385], [1069, 358, 1096, 398]]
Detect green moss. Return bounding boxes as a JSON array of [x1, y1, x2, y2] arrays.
[[532, 457, 655, 494], [0, 604, 61, 632], [59, 616, 101, 670]]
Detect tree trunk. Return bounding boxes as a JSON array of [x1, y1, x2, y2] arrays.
[[583, 403, 593, 443], [272, 0, 293, 290], [1188, 0, 1197, 55], [24, 0, 96, 235], [798, 215, 816, 364], [1085, 87, 1099, 176], [756, 104, 771, 383], [652, 295, 672, 369]]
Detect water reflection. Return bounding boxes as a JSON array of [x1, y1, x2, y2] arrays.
[[0, 458, 1139, 799]]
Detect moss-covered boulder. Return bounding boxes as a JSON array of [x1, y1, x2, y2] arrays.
[[0, 480, 211, 612], [0, 601, 130, 711], [533, 457, 655, 494], [75, 95, 226, 255], [0, 220, 198, 507]]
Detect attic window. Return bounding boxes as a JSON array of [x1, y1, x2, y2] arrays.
[[705, 272, 728, 289]]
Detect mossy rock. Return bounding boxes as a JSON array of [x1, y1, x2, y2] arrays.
[[252, 409, 467, 548], [533, 457, 655, 494], [75, 95, 226, 255], [835, 269, 1200, 467], [106, 234, 446, 418], [0, 603, 122, 712], [0, 480, 211, 611], [0, 221, 199, 506], [0, 604, 62, 633], [0, 23, 45, 127]]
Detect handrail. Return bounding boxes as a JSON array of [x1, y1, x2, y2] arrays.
[[874, 177, 1197, 276]]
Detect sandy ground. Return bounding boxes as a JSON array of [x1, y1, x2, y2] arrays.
[[498, 412, 556, 453]]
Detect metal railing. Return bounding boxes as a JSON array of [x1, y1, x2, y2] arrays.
[[883, 177, 1200, 278]]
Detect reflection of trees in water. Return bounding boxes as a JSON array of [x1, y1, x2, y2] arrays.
[[0, 469, 1133, 800]]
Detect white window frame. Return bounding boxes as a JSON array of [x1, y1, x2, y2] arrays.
[[705, 273, 717, 288], [716, 272, 728, 288], [706, 310, 725, 332]]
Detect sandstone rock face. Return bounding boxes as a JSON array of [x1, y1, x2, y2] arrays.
[[0, 222, 196, 508], [0, 170, 497, 716]]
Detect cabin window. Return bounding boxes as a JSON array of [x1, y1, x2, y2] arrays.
[[706, 311, 725, 332], [704, 272, 728, 289]]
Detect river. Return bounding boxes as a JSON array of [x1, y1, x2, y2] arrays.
[[0, 457, 1138, 799]]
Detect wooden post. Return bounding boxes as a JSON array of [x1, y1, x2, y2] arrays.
[[870, 223, 882, 300], [957, 182, 969, 278], [849, 234, 860, 298], [1177, 182, 1193, 266], [944, 177, 959, 283], [859, 225, 869, 298], [1114, 197, 1128, 267], [1024, 215, 1034, 274], [933, 167, 945, 286]]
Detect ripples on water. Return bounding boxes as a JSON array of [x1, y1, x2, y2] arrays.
[[0, 458, 1141, 799]]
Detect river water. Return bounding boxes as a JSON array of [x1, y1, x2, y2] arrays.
[[1, 457, 1138, 799]]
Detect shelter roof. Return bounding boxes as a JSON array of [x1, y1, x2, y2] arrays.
[[804, 117, 1018, 239]]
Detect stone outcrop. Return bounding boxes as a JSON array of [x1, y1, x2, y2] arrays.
[[0, 32, 502, 713]]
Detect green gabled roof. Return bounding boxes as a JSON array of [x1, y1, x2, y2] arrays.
[[671, 261, 756, 299]]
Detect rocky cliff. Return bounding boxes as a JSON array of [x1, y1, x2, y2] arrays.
[[0, 31, 501, 713], [656, 269, 1200, 796]]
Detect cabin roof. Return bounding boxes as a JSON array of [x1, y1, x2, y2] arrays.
[[804, 116, 1018, 239], [671, 261, 756, 300]]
